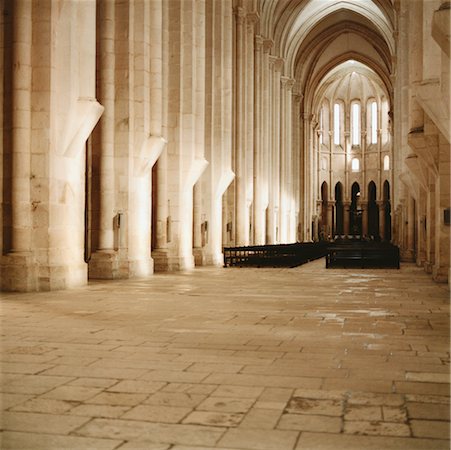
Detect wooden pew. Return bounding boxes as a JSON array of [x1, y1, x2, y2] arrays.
[[326, 241, 400, 269], [223, 242, 328, 268]]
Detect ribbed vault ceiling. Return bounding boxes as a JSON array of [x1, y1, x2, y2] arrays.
[[258, 0, 396, 111]]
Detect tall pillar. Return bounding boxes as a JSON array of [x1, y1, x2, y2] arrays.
[[377, 200, 386, 240], [303, 113, 312, 240], [402, 195, 416, 261], [2, 0, 38, 291], [253, 35, 264, 244], [89, 0, 118, 278], [327, 201, 335, 239], [262, 39, 273, 244], [245, 11, 257, 244], [193, 182, 203, 265], [292, 92, 302, 241], [234, 6, 247, 245], [267, 56, 283, 244], [361, 202, 368, 236], [10, 0, 32, 253], [279, 76, 294, 243], [425, 178, 435, 272], [343, 201, 351, 235]]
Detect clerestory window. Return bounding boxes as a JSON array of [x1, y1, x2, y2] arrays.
[[351, 102, 360, 146], [334, 103, 340, 145]]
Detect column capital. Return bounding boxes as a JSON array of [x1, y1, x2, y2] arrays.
[[246, 11, 260, 25], [255, 35, 264, 49], [234, 7, 247, 24], [269, 56, 284, 72], [293, 92, 303, 103], [263, 39, 274, 53], [281, 76, 295, 89]]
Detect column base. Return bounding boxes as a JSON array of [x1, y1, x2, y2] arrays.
[[39, 261, 88, 291], [89, 251, 153, 279], [152, 249, 194, 272], [1, 252, 87, 291], [1, 252, 39, 292], [193, 248, 206, 267], [193, 248, 224, 267], [400, 249, 415, 262], [432, 264, 449, 283], [424, 260, 434, 273]]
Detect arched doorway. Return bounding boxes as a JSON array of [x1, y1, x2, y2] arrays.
[[334, 182, 344, 236], [368, 181, 379, 239], [383, 180, 392, 241], [350, 182, 362, 236]]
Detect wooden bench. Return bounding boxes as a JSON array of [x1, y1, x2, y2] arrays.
[[326, 242, 400, 269], [223, 242, 328, 268]]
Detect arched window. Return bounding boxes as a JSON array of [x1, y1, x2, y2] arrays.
[[371, 101, 378, 144], [351, 157, 360, 172], [383, 155, 390, 171], [351, 102, 360, 146], [334, 103, 340, 145]]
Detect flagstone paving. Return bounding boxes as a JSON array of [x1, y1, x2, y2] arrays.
[[1, 259, 449, 449]]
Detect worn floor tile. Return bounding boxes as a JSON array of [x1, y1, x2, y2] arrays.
[[121, 404, 192, 423], [183, 411, 244, 427], [196, 397, 255, 414], [0, 431, 123, 450], [410, 419, 451, 438], [1, 411, 90, 434], [343, 420, 411, 437], [75, 418, 225, 446], [217, 428, 299, 450], [278, 413, 342, 433], [286, 397, 343, 416], [239, 408, 282, 429], [296, 432, 450, 449], [1, 260, 449, 449]]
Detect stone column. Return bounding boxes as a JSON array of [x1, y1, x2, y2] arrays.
[[193, 182, 203, 265], [327, 201, 335, 239], [234, 6, 247, 246], [10, 0, 32, 254], [292, 92, 302, 241], [245, 11, 257, 244], [425, 178, 435, 273], [403, 195, 416, 261], [88, 0, 118, 279], [361, 202, 368, 236], [253, 35, 264, 245], [262, 39, 273, 243], [433, 135, 450, 282], [377, 200, 386, 240], [2, 0, 39, 291], [303, 113, 312, 240], [279, 76, 294, 243], [343, 201, 351, 235], [267, 56, 283, 244], [97, 0, 115, 253]]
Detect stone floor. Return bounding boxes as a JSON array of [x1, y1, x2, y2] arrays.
[[0, 259, 450, 450]]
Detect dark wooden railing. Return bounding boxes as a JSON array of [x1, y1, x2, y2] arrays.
[[326, 241, 400, 269], [223, 242, 328, 268]]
